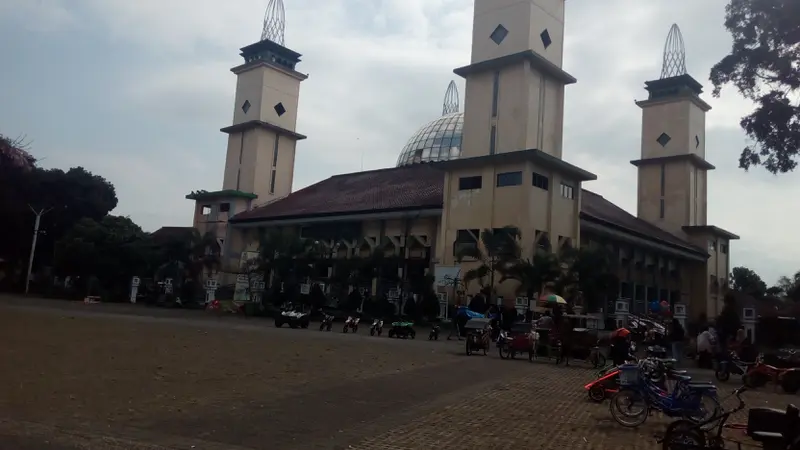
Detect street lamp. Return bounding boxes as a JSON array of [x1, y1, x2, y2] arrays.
[[25, 205, 52, 295]]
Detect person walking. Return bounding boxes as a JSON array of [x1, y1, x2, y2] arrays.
[[668, 318, 685, 366]]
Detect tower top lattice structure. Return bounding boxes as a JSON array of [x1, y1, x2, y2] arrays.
[[442, 80, 460, 116], [261, 0, 286, 45], [660, 24, 687, 79]]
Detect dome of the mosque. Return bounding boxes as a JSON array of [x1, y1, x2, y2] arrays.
[[395, 112, 464, 167], [396, 80, 464, 167]]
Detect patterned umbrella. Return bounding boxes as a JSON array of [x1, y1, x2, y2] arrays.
[[539, 293, 567, 305]]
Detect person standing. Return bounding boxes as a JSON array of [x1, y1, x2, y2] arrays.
[[668, 318, 685, 365]]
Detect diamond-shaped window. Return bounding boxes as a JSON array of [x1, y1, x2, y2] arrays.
[[490, 25, 508, 45], [656, 133, 671, 147], [241, 100, 251, 114], [540, 30, 552, 48], [695, 135, 700, 148], [274, 102, 286, 116]]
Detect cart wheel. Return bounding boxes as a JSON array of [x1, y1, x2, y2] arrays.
[[528, 350, 534, 362], [410, 330, 416, 339], [466, 340, 472, 356], [588, 384, 606, 402], [781, 371, 800, 394], [593, 352, 607, 369], [499, 345, 511, 360], [510, 351, 516, 359]]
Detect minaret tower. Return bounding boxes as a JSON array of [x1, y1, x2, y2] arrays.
[[632, 24, 713, 235], [187, 0, 307, 241], [632, 24, 738, 318], [454, 0, 576, 159]]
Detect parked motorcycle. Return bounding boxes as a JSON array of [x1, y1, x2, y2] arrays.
[[319, 314, 334, 331], [343, 316, 360, 333], [370, 319, 383, 336], [429, 325, 440, 341]]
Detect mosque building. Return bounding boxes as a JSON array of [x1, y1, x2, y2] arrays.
[[186, 0, 737, 321]]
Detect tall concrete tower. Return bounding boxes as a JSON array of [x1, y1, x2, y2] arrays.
[[187, 0, 307, 250], [455, 0, 575, 159], [632, 24, 738, 318]]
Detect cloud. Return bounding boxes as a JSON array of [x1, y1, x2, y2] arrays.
[[2, 0, 799, 285]]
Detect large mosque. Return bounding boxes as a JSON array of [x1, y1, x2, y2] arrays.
[[186, 0, 737, 321]]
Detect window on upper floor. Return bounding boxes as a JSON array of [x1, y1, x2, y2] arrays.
[[560, 182, 574, 199], [458, 176, 482, 190], [720, 243, 728, 254], [453, 229, 479, 258], [532, 172, 549, 191], [219, 203, 231, 213], [496, 171, 522, 187], [201, 205, 211, 215], [708, 239, 717, 252]]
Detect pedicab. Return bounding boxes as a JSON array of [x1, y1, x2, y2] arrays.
[[497, 322, 537, 361], [464, 318, 492, 356]]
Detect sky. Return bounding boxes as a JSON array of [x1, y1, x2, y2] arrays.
[[1, 0, 797, 285]]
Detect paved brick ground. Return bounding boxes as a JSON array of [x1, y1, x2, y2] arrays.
[[0, 296, 793, 449]]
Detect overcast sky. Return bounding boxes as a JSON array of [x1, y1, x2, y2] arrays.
[[1, 0, 797, 285]]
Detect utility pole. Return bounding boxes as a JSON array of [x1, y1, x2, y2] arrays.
[[25, 206, 51, 295]]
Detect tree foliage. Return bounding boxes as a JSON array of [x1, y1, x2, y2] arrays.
[[775, 271, 800, 301], [0, 139, 118, 279], [730, 266, 768, 297], [456, 226, 519, 295], [710, 0, 800, 173], [558, 246, 619, 313]]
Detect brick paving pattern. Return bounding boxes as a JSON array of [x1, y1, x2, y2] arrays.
[[0, 296, 793, 449]]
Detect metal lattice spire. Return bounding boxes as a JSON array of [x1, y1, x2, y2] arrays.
[[261, 0, 285, 45], [442, 80, 460, 115], [660, 24, 687, 79]]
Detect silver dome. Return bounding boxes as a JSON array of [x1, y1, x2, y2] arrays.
[[396, 112, 463, 166]]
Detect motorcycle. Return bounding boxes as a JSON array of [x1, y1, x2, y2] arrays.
[[369, 319, 384, 336], [343, 316, 360, 333], [429, 325, 440, 341], [319, 314, 334, 331]]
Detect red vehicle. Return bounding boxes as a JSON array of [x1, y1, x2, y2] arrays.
[[498, 323, 537, 361], [584, 364, 622, 402], [743, 354, 800, 393]]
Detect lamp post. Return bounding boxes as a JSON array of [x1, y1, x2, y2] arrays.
[[25, 205, 52, 295]]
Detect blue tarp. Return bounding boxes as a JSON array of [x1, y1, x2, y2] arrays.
[[456, 306, 485, 319]]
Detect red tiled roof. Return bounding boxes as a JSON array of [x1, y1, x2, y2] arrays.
[[580, 190, 706, 254], [231, 164, 443, 222], [230, 165, 704, 255]]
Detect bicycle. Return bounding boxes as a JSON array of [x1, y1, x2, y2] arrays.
[[660, 386, 800, 450]]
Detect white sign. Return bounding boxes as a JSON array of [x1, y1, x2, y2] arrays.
[[205, 279, 219, 289], [131, 276, 140, 287], [388, 289, 399, 299], [164, 278, 173, 286], [300, 283, 310, 295]]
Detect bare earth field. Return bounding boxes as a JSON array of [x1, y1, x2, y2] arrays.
[[0, 296, 791, 450]]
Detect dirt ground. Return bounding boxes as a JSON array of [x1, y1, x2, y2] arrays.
[[0, 297, 792, 450]]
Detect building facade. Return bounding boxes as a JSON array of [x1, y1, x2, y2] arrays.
[[186, 1, 737, 320]]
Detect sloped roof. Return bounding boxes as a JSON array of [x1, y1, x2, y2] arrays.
[[151, 226, 195, 243], [580, 190, 706, 255], [230, 165, 703, 255], [231, 164, 443, 222]]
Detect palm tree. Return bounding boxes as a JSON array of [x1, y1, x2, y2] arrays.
[[456, 226, 520, 302], [558, 246, 619, 313], [255, 228, 323, 301], [498, 250, 562, 303]]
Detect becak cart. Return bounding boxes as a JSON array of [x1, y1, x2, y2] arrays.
[[464, 318, 492, 356]]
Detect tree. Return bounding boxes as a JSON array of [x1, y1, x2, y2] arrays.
[[53, 215, 149, 298], [498, 250, 561, 303], [730, 266, 768, 297], [775, 271, 800, 301], [709, 0, 800, 173], [559, 246, 619, 313], [456, 227, 519, 300], [254, 228, 322, 304]]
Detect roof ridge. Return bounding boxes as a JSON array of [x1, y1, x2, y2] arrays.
[[329, 163, 433, 179]]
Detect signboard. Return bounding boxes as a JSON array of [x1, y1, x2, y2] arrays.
[[388, 289, 399, 300], [205, 279, 219, 289], [131, 276, 140, 287], [300, 283, 310, 295]]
